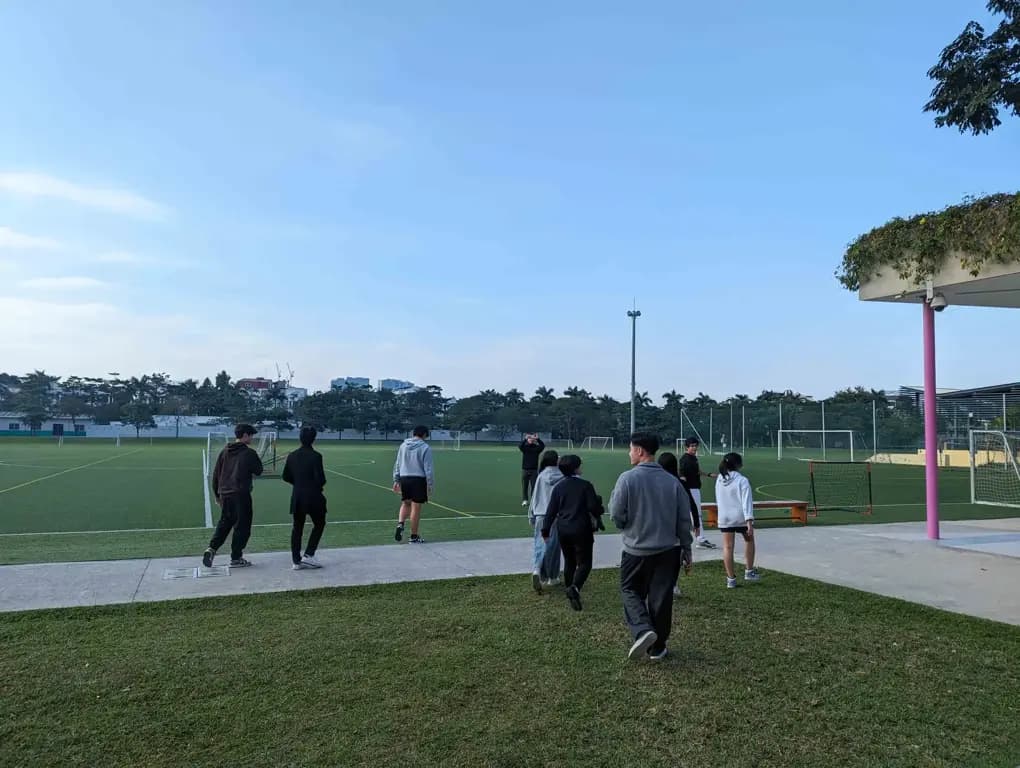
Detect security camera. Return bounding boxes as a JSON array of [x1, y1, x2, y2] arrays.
[[929, 294, 948, 312]]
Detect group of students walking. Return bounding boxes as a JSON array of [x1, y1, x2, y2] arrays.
[[202, 423, 438, 573], [202, 422, 760, 661], [528, 432, 762, 660], [202, 423, 329, 571]]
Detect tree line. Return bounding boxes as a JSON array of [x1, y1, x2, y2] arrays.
[[0, 371, 934, 446]]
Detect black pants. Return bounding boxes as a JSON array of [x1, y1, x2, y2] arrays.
[[620, 549, 682, 653], [291, 508, 327, 564], [209, 493, 254, 561], [560, 531, 594, 590], [521, 470, 538, 501]]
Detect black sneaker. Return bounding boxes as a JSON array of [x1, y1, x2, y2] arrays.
[[394, 523, 404, 542], [410, 535, 425, 544], [566, 585, 583, 611], [202, 548, 215, 568], [229, 558, 253, 568]]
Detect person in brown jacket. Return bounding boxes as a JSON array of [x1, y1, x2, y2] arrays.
[[202, 424, 263, 568]]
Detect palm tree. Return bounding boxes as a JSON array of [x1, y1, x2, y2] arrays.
[[531, 386, 556, 405]]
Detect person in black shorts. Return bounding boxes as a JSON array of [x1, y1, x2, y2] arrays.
[[714, 452, 762, 588], [392, 425, 434, 543]]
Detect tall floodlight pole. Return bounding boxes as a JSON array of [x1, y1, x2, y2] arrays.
[[627, 307, 641, 436]]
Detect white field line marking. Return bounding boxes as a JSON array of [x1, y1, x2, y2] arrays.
[[0, 514, 522, 537], [0, 448, 145, 495], [325, 467, 474, 518], [0, 463, 196, 471]]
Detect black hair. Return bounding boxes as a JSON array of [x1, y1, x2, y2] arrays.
[[558, 454, 582, 477], [235, 423, 257, 439], [299, 426, 317, 447], [413, 425, 429, 438], [718, 452, 743, 478], [539, 449, 560, 471], [684, 436, 700, 447], [657, 451, 679, 478], [629, 432, 660, 456]]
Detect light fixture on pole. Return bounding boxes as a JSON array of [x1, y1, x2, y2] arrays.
[[627, 306, 641, 435]]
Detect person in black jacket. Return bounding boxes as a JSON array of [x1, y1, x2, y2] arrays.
[[284, 426, 328, 570], [542, 454, 604, 611], [518, 433, 546, 506], [202, 423, 264, 568]]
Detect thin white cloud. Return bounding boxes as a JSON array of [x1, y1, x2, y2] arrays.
[[0, 172, 169, 220], [20, 276, 109, 290], [0, 226, 62, 250], [94, 251, 144, 264]]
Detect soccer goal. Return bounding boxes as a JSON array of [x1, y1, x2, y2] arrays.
[[679, 410, 710, 456], [255, 430, 279, 474], [437, 431, 462, 451], [676, 438, 709, 458], [808, 461, 873, 516], [206, 431, 229, 457], [778, 430, 856, 461], [580, 436, 614, 450], [970, 430, 1020, 508]]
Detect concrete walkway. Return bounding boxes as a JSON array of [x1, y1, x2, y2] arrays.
[[2, 518, 1020, 625]]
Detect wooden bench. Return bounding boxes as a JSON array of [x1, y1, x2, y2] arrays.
[[701, 500, 809, 528]]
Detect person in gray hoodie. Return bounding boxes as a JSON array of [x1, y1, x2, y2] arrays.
[[392, 425, 434, 544], [527, 449, 563, 593], [609, 433, 694, 661]]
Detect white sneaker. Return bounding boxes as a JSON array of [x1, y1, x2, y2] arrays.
[[302, 554, 322, 568], [521, 500, 529, 507], [727, 577, 739, 589], [292, 562, 312, 570], [628, 630, 658, 660], [744, 569, 761, 582], [673, 585, 682, 598], [543, 577, 562, 587]]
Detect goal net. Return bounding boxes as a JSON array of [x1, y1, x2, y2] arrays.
[[255, 431, 279, 473], [779, 430, 856, 461], [679, 410, 710, 456], [970, 430, 1020, 508], [808, 461, 873, 515], [436, 430, 461, 451], [206, 431, 228, 457], [580, 436, 614, 450], [676, 439, 709, 458]]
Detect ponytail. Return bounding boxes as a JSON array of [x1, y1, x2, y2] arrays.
[[718, 452, 743, 478]]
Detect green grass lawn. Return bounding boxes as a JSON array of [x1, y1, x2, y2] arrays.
[[0, 439, 1014, 565], [1, 564, 1017, 768]]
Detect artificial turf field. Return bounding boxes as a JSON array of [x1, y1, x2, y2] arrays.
[[3, 439, 1020, 767], [0, 438, 1013, 565]]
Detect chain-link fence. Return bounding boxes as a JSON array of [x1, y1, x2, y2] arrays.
[[673, 391, 1020, 458]]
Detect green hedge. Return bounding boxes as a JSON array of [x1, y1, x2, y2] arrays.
[[837, 192, 1020, 291]]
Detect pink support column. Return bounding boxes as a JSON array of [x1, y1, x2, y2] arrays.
[[923, 301, 940, 539]]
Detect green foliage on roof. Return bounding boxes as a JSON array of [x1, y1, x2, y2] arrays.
[[837, 193, 1020, 291]]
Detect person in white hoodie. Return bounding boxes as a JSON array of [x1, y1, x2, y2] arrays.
[[392, 425, 435, 544], [714, 452, 762, 588], [528, 449, 563, 593]]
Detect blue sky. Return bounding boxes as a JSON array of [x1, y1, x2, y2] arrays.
[[0, 1, 1017, 400]]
